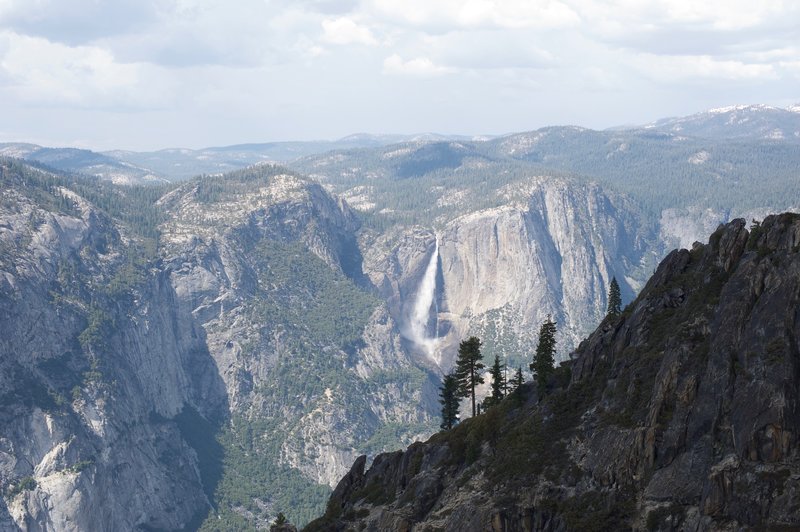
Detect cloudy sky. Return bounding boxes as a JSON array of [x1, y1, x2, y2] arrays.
[[0, 0, 798, 150]]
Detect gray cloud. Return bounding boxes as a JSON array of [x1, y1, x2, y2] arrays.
[[0, 0, 164, 45], [0, 0, 797, 150]]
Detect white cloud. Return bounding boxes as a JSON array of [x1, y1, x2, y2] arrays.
[[0, 31, 171, 108], [779, 60, 800, 77], [567, 0, 797, 33], [631, 53, 777, 82], [383, 54, 453, 77], [0, 0, 162, 44], [321, 16, 379, 45], [369, 0, 579, 30], [0, 0, 798, 149]]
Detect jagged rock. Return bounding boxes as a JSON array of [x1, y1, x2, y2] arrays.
[[309, 213, 800, 531], [0, 165, 222, 530]]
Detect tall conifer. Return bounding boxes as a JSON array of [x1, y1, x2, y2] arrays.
[[607, 276, 622, 317], [483, 354, 506, 408], [531, 316, 557, 392], [439, 373, 460, 430], [454, 336, 485, 417]]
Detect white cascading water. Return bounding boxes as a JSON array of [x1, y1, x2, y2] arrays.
[[408, 239, 440, 364]]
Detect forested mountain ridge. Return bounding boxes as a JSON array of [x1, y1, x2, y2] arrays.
[[0, 133, 476, 184], [0, 154, 666, 529], [309, 213, 800, 531], [0, 159, 438, 528], [0, 143, 168, 186], [293, 126, 800, 225], [5, 104, 799, 191]]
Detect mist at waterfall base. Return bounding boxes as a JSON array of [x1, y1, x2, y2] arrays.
[[403, 240, 441, 366]]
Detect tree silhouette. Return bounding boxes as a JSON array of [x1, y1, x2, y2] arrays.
[[531, 316, 557, 392], [607, 276, 622, 317], [510, 367, 524, 392], [439, 373, 460, 430], [454, 336, 485, 417], [483, 354, 506, 409]]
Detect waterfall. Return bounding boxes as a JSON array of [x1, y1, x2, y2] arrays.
[[408, 239, 440, 363]]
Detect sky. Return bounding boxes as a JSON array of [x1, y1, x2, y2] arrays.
[[0, 0, 798, 151]]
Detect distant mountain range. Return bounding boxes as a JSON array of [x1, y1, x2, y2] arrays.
[[636, 103, 800, 140], [0, 143, 167, 185], [0, 134, 480, 185], [2, 104, 798, 185]]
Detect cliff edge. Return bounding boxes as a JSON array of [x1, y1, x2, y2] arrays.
[[308, 213, 800, 531]]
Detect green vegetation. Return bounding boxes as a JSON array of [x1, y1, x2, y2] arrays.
[[196, 227, 426, 529], [293, 133, 800, 235], [531, 316, 557, 391], [361, 421, 432, 456], [7, 476, 37, 497], [65, 459, 94, 474], [350, 479, 396, 506], [482, 354, 506, 409], [249, 240, 379, 351], [191, 164, 306, 203], [197, 417, 331, 531], [1, 157, 173, 256], [509, 367, 524, 393], [607, 277, 622, 317], [77, 305, 111, 352], [439, 373, 460, 430], [466, 306, 530, 373], [453, 337, 485, 417]]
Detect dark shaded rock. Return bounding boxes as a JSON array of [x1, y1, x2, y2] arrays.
[[310, 213, 800, 531]]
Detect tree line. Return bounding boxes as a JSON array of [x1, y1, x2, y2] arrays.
[[439, 277, 623, 430]]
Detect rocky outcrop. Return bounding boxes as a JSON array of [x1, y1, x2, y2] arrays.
[[309, 213, 800, 531], [0, 164, 226, 530]]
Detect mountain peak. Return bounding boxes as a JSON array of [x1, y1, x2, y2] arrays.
[[706, 103, 778, 114]]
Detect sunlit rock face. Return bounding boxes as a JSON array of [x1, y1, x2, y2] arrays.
[[365, 177, 656, 372]]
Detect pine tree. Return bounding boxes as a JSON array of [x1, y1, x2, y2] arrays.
[[607, 276, 622, 317], [509, 367, 524, 392], [530, 316, 557, 392], [483, 354, 506, 409], [453, 336, 485, 417], [439, 373, 460, 430]]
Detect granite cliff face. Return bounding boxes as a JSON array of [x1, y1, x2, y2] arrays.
[[0, 163, 225, 530], [309, 213, 800, 531], [360, 177, 656, 372], [0, 161, 438, 529]]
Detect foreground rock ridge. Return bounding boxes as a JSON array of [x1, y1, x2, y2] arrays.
[[308, 213, 800, 531]]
